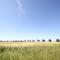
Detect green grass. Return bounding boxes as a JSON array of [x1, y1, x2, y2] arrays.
[[0, 45, 60, 60]]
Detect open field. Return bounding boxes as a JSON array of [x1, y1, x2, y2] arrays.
[[0, 42, 60, 60], [0, 42, 60, 47]]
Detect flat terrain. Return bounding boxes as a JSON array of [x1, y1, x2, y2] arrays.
[[0, 42, 60, 47], [0, 42, 60, 60]]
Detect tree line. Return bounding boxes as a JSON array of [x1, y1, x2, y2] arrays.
[[0, 39, 60, 42]]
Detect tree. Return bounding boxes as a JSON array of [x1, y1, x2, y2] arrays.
[[32, 40, 35, 42], [37, 40, 40, 42], [15, 40, 17, 42], [27, 40, 31, 42], [0, 40, 2, 42], [48, 39, 52, 42], [24, 40, 26, 42], [20, 40, 23, 42], [56, 39, 60, 42], [42, 39, 45, 42]]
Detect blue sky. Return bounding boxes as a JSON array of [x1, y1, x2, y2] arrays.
[[0, 0, 60, 40]]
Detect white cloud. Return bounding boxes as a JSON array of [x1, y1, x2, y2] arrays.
[[16, 0, 24, 16], [16, 0, 22, 11]]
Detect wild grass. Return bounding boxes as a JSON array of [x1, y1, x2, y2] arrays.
[[0, 42, 60, 60], [0, 42, 60, 47]]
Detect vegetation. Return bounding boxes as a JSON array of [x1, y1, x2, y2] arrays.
[[48, 39, 52, 42], [56, 39, 60, 42], [0, 42, 60, 60], [0, 39, 60, 42], [42, 39, 45, 42]]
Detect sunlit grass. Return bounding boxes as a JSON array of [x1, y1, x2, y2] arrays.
[[0, 42, 60, 60], [0, 42, 60, 47]]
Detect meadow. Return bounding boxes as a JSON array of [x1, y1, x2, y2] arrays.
[[0, 42, 60, 60]]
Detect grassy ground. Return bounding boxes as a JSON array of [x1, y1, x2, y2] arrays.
[[0, 42, 60, 60], [0, 42, 60, 47]]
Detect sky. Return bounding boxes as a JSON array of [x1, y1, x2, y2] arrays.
[[0, 0, 60, 41]]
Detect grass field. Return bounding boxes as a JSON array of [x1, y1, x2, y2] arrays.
[[0, 42, 60, 60], [0, 42, 60, 47]]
